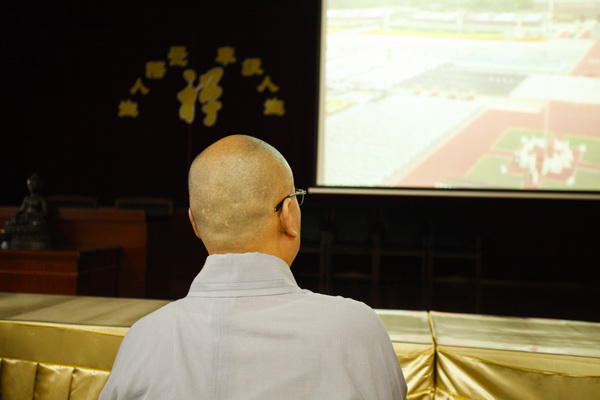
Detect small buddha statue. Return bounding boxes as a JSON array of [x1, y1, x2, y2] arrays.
[[5, 173, 52, 250]]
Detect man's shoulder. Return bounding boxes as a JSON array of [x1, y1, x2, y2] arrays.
[[125, 300, 182, 334], [299, 289, 371, 311], [294, 290, 384, 331]]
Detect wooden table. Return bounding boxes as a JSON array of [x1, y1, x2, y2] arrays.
[[0, 207, 178, 298], [0, 247, 120, 296]]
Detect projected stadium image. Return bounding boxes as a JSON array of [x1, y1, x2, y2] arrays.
[[317, 0, 600, 195]]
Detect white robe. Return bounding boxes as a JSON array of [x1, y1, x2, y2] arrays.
[[100, 252, 407, 399]]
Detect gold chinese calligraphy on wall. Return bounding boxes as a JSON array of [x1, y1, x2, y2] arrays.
[[118, 45, 286, 126]]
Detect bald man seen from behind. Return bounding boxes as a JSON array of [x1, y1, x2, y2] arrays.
[[100, 135, 407, 399]]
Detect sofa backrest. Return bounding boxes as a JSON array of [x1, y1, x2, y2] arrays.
[[0, 320, 127, 400]]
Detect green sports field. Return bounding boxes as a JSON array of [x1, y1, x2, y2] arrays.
[[466, 127, 600, 190]]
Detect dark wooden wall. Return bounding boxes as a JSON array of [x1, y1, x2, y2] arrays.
[[1, 1, 598, 321], [0, 0, 319, 205]]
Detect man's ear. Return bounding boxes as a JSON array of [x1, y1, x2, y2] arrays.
[[279, 198, 298, 239], [188, 208, 202, 239]]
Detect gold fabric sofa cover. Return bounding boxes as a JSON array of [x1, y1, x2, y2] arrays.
[[0, 294, 434, 400], [0, 292, 170, 400], [0, 320, 127, 400], [378, 310, 435, 400], [430, 311, 600, 400], [2, 293, 600, 400]]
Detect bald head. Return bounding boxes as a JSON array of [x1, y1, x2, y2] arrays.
[[188, 135, 298, 256]]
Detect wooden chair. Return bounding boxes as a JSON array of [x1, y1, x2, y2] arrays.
[[428, 208, 482, 312], [326, 205, 378, 304], [297, 205, 330, 293], [114, 197, 174, 217], [375, 207, 429, 309], [46, 195, 98, 209]]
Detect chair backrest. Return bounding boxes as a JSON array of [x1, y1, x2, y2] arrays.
[[46, 195, 99, 209], [331, 206, 375, 246], [115, 197, 174, 217], [430, 207, 480, 251], [379, 207, 427, 249], [300, 205, 329, 246]]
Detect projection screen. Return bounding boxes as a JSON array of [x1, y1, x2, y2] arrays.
[[316, 0, 600, 198]]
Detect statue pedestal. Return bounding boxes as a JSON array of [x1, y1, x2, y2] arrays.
[[6, 222, 52, 250]]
